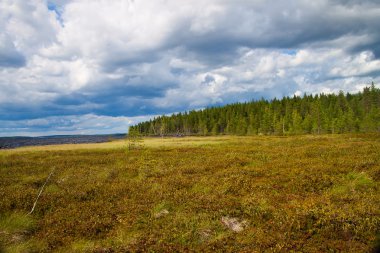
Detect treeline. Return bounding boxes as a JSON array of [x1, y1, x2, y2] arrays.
[[130, 84, 380, 136]]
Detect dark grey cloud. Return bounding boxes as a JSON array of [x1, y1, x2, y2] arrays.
[[0, 36, 26, 67], [0, 50, 25, 68], [174, 1, 380, 61], [331, 0, 378, 6], [350, 35, 380, 58]]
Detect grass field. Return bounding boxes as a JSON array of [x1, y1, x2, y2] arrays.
[[0, 134, 379, 252]]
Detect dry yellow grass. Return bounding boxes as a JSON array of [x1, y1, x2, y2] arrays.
[[0, 135, 235, 153]]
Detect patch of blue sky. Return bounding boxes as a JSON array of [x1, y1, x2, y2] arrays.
[[282, 49, 297, 55], [47, 1, 63, 25]]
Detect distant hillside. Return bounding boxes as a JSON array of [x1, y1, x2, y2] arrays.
[[0, 134, 125, 149], [130, 83, 380, 136]]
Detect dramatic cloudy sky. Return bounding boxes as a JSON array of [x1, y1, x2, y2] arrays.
[[1, 0, 380, 136]]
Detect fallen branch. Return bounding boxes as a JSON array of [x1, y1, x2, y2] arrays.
[[27, 167, 55, 216]]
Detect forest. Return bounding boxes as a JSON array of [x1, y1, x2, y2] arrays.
[[130, 83, 380, 136]]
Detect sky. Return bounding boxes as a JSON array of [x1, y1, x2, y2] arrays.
[[1, 0, 380, 136]]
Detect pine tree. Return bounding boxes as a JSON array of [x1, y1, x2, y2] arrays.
[[131, 85, 380, 136]]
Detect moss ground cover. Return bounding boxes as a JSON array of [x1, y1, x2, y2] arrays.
[[0, 134, 379, 252]]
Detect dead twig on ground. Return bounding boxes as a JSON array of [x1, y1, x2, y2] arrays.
[[27, 167, 55, 216]]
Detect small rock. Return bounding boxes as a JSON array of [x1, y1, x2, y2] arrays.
[[154, 209, 169, 218], [221, 216, 248, 232]]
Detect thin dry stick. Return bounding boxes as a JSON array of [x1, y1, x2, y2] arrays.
[[27, 167, 55, 216]]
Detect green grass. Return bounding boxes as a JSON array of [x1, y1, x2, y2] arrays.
[[0, 212, 36, 252], [0, 134, 379, 252], [0, 212, 35, 234]]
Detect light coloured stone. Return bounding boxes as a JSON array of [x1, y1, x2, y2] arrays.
[[154, 209, 169, 218], [221, 216, 248, 232]]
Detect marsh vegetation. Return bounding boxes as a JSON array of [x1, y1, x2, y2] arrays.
[[0, 134, 379, 252]]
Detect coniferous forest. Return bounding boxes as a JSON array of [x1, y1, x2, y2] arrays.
[[130, 83, 380, 136]]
